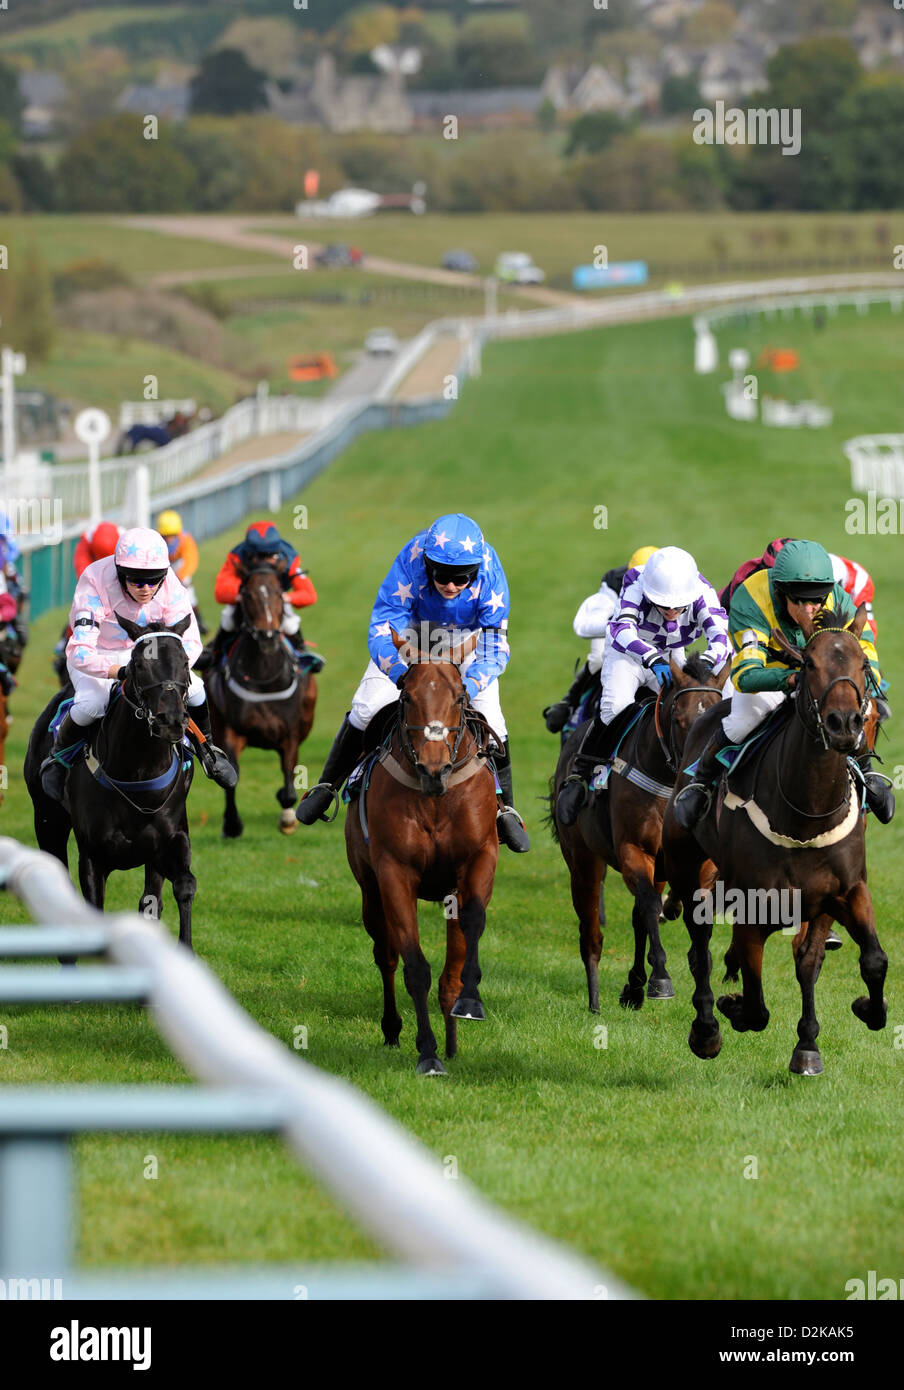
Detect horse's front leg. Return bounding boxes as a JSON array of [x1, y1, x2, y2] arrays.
[[562, 832, 604, 1013], [449, 849, 497, 1024], [717, 923, 770, 1034], [141, 867, 164, 919], [378, 863, 443, 1075], [833, 883, 888, 1034], [620, 843, 671, 1007], [78, 854, 108, 910], [162, 827, 196, 952], [787, 913, 830, 1075], [220, 727, 245, 839], [360, 870, 401, 1048], [276, 734, 299, 835]]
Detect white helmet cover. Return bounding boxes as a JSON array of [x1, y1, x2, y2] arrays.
[[641, 546, 699, 609]]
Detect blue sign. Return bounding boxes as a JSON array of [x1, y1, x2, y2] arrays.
[[572, 261, 648, 290]]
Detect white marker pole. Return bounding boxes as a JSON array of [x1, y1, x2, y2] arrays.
[[1, 347, 26, 486], [74, 409, 112, 527]]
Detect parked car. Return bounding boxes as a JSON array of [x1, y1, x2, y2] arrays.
[[442, 249, 478, 273], [495, 251, 545, 285], [365, 327, 399, 356], [314, 243, 363, 268]]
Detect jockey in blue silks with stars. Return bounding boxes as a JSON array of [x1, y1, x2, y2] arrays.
[[296, 512, 530, 851]]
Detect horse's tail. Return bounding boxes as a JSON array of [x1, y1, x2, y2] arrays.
[[543, 774, 561, 844]]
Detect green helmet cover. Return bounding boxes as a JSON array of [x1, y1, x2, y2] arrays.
[[772, 539, 833, 600]]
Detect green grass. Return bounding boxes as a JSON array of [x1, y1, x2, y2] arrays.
[[23, 329, 248, 418], [257, 209, 904, 291], [2, 217, 279, 277], [2, 303, 903, 1297]]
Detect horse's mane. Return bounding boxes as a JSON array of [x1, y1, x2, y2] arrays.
[[811, 611, 848, 633], [683, 653, 718, 682]]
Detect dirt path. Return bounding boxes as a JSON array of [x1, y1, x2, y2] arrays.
[[124, 214, 582, 307]]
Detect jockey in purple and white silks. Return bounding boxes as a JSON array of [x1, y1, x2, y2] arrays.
[[296, 511, 530, 851], [556, 546, 731, 826], [543, 545, 659, 734], [40, 526, 236, 801]]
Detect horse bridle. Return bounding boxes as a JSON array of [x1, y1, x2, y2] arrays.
[[397, 681, 471, 774], [654, 681, 724, 774], [119, 633, 189, 737], [792, 632, 873, 751], [239, 566, 284, 647]]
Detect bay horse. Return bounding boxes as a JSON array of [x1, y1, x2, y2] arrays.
[[550, 655, 728, 1013], [662, 607, 887, 1075], [203, 562, 316, 837], [24, 616, 198, 948], [345, 630, 499, 1075]]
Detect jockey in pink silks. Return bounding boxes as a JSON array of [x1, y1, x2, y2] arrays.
[[40, 527, 235, 801]]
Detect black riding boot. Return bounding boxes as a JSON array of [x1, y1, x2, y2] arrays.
[[556, 716, 609, 827], [286, 628, 325, 675], [40, 711, 96, 802], [194, 625, 231, 672], [189, 701, 237, 788], [493, 741, 530, 852], [296, 715, 364, 824], [673, 722, 733, 830], [854, 750, 895, 824], [544, 661, 596, 734]]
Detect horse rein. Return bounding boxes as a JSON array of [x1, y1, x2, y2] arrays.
[[654, 681, 724, 774], [118, 633, 189, 736], [792, 638, 873, 752], [396, 684, 474, 778]]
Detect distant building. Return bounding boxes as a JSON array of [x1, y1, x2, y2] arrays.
[[851, 5, 904, 70], [19, 71, 67, 139], [541, 64, 629, 115], [115, 84, 191, 122], [409, 86, 543, 128], [266, 53, 412, 133]]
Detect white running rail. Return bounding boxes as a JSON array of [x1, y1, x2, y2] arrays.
[[0, 837, 634, 1301], [843, 435, 904, 498]]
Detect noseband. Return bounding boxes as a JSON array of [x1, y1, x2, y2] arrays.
[[120, 632, 189, 736], [397, 685, 470, 774], [793, 633, 873, 750]]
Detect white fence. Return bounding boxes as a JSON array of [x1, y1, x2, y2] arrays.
[[0, 837, 632, 1301], [119, 398, 197, 430]]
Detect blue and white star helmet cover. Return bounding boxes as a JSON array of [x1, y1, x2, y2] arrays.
[[424, 514, 484, 566]]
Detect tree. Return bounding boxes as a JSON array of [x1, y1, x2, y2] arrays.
[[763, 37, 862, 136], [660, 73, 702, 115], [334, 4, 400, 60], [564, 111, 628, 158], [843, 79, 904, 210], [0, 59, 24, 135], [190, 47, 268, 117], [454, 14, 544, 89], [10, 153, 57, 212], [683, 1, 737, 46], [56, 115, 196, 212]]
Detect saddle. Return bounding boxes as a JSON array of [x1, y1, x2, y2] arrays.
[[586, 688, 656, 764]]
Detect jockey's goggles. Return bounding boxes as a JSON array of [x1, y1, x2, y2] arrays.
[[426, 560, 480, 587], [778, 583, 832, 604], [119, 568, 167, 588]]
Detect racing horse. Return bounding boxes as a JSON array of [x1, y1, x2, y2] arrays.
[[24, 616, 198, 947], [345, 630, 499, 1075], [550, 655, 729, 1013], [662, 607, 888, 1075], [203, 562, 316, 837]]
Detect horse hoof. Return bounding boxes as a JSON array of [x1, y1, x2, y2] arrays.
[[647, 977, 674, 1000], [279, 811, 297, 836], [688, 1025, 722, 1059], [619, 985, 644, 1011], [416, 1056, 447, 1076], [851, 995, 887, 1030], [451, 997, 485, 1021], [221, 823, 243, 840], [789, 1048, 823, 1076]]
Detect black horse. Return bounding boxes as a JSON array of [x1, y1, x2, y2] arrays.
[[204, 563, 316, 838], [25, 616, 198, 948]]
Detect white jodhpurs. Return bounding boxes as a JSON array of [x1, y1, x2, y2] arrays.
[[349, 657, 508, 741], [721, 688, 786, 742], [69, 665, 206, 725], [599, 647, 686, 725], [221, 598, 299, 635]]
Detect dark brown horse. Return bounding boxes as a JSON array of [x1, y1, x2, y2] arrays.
[[662, 607, 887, 1075], [550, 655, 729, 1013], [204, 563, 316, 837], [345, 632, 499, 1075]]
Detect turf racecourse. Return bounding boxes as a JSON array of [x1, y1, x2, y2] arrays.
[[1, 305, 902, 1300]]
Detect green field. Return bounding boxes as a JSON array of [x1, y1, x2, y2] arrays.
[[0, 6, 196, 52], [2, 217, 278, 277], [258, 209, 904, 290], [2, 302, 903, 1297]]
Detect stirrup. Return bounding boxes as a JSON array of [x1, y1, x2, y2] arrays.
[[673, 780, 712, 829], [497, 805, 530, 853]]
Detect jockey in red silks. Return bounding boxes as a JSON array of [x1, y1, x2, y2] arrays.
[[40, 527, 236, 802], [196, 521, 323, 674]]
